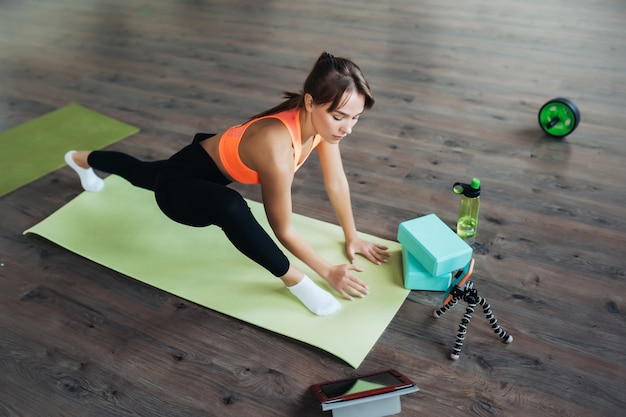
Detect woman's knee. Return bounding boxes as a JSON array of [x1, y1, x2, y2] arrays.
[[214, 190, 251, 225]]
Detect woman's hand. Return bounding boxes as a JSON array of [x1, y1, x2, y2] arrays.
[[346, 237, 391, 265], [325, 264, 369, 300]]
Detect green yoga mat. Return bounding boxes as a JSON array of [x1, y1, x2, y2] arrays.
[[25, 176, 409, 368], [1, 103, 139, 197]]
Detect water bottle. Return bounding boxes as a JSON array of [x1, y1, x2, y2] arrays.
[[453, 178, 481, 239]]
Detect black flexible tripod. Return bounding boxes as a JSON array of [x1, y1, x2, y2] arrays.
[[433, 259, 513, 360]]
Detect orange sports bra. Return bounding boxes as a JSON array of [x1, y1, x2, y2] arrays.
[[218, 108, 321, 184]]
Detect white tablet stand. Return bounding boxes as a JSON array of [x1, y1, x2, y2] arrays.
[[321, 385, 419, 417]]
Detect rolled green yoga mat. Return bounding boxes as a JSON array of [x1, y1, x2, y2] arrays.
[[0, 103, 139, 197], [25, 176, 410, 368]]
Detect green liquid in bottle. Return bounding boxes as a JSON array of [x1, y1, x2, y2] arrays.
[[457, 215, 477, 238]]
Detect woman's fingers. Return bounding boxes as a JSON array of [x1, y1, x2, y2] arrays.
[[342, 268, 369, 299], [329, 263, 370, 301], [371, 244, 391, 263], [350, 241, 391, 265]]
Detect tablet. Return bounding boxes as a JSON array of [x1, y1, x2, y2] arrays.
[[311, 369, 416, 405]]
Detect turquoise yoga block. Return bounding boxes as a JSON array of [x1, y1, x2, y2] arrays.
[[397, 213, 473, 277], [401, 248, 452, 291]]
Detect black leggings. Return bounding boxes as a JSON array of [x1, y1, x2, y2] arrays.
[[88, 134, 290, 277]]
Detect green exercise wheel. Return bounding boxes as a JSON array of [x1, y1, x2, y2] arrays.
[[538, 98, 581, 138]]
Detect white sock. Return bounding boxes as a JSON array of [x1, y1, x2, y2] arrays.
[[287, 275, 341, 316], [64, 151, 104, 192]]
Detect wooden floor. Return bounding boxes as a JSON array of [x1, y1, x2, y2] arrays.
[[1, 0, 625, 416]]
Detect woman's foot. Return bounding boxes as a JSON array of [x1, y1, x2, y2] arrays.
[[287, 275, 341, 316], [64, 150, 104, 192]]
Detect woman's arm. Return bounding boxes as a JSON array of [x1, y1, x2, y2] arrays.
[[246, 123, 368, 299], [317, 140, 390, 265]]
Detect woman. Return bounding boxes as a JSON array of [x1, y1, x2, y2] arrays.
[[65, 52, 390, 316]]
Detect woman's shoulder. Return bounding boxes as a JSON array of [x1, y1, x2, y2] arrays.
[[245, 117, 292, 144]]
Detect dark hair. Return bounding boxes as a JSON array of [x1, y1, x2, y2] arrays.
[[250, 52, 374, 120]]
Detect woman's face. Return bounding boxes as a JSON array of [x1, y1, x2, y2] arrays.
[[306, 91, 365, 144]]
